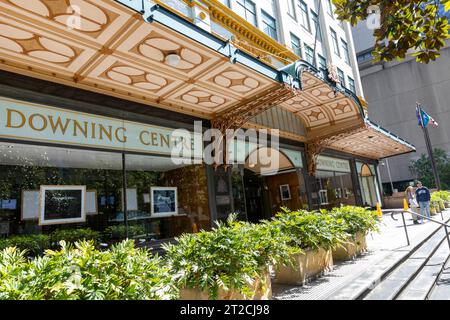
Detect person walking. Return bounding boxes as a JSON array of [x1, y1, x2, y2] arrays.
[[406, 186, 420, 224], [415, 181, 431, 222]]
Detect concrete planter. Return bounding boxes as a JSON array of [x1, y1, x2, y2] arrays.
[[332, 232, 367, 261], [273, 248, 333, 285], [431, 207, 437, 215], [179, 271, 272, 300]]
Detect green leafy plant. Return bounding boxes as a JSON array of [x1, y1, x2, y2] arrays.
[[0, 235, 50, 256], [333, 1, 450, 63], [50, 229, 101, 247], [329, 206, 380, 237], [272, 208, 346, 251], [104, 225, 146, 240], [163, 214, 290, 299], [0, 240, 177, 300]]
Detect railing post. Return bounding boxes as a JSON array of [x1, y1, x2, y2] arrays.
[[445, 225, 450, 252], [401, 211, 411, 246], [441, 208, 444, 221]]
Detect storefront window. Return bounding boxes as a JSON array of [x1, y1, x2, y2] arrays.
[[309, 156, 356, 210], [311, 170, 355, 209], [0, 142, 123, 239], [124, 154, 211, 240]]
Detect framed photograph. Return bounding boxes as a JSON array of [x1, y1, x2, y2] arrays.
[[39, 186, 86, 226], [21, 190, 40, 221], [86, 190, 98, 215], [151, 187, 178, 218], [280, 184, 291, 201]]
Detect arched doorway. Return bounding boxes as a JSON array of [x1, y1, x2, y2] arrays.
[[359, 163, 378, 207], [242, 147, 307, 222]]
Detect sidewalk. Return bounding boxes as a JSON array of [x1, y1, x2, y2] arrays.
[[272, 209, 450, 300]]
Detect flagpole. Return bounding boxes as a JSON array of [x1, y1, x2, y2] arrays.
[[418, 104, 442, 190]]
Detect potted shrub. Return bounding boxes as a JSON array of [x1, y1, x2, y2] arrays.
[[430, 205, 437, 215], [50, 228, 101, 248], [0, 234, 50, 257], [163, 215, 291, 300], [271, 209, 344, 285], [0, 240, 176, 300], [330, 206, 379, 261]]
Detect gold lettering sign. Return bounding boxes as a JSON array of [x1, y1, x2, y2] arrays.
[[0, 98, 202, 159]]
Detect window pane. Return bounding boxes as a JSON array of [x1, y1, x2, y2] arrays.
[[331, 28, 340, 56], [262, 11, 278, 40], [341, 39, 350, 64], [348, 77, 356, 93], [291, 33, 301, 56], [125, 154, 211, 240], [0, 142, 124, 241], [236, 0, 257, 26], [287, 0, 296, 18], [305, 45, 314, 64], [298, 1, 310, 31], [311, 10, 322, 42], [318, 54, 327, 70], [337, 68, 345, 86]]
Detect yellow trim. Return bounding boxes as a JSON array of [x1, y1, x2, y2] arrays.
[[205, 0, 299, 64], [154, 0, 299, 66]]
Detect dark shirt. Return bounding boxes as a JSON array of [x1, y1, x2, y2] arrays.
[[415, 187, 431, 202]]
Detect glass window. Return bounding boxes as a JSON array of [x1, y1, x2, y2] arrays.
[[311, 10, 322, 42], [337, 68, 345, 87], [310, 170, 356, 210], [318, 54, 327, 70], [262, 10, 278, 40], [235, 0, 257, 26], [326, 0, 334, 16], [305, 45, 315, 64], [330, 28, 340, 56], [290, 33, 302, 56], [0, 141, 212, 244], [348, 76, 356, 93], [341, 39, 350, 64], [287, 0, 296, 19], [298, 1, 311, 32], [0, 142, 124, 241], [125, 154, 211, 240]]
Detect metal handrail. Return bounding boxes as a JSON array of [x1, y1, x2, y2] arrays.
[[384, 209, 450, 251]]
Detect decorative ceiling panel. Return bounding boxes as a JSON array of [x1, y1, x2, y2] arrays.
[[112, 22, 221, 79], [0, 15, 97, 72], [0, 0, 133, 46], [327, 126, 412, 159], [281, 70, 363, 135]]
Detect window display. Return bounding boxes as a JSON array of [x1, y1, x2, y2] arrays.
[[0, 141, 212, 243]]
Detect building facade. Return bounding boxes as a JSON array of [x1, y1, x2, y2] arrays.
[[0, 0, 414, 248], [353, 21, 450, 193]]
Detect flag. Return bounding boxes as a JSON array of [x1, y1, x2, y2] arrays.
[[416, 105, 438, 128]]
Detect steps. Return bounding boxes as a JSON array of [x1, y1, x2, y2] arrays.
[[360, 220, 450, 300]]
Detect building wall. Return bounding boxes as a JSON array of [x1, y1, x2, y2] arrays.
[[197, 0, 364, 97], [353, 22, 450, 185]]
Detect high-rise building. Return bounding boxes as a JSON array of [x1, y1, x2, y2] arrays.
[[353, 19, 450, 193]]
